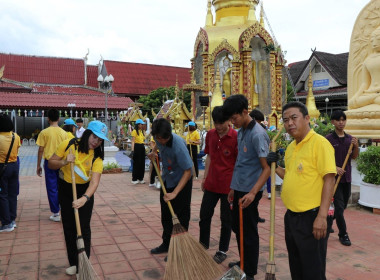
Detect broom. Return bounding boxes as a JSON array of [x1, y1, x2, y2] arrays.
[[69, 150, 99, 280], [333, 143, 354, 194], [265, 128, 284, 280], [151, 159, 223, 280], [239, 199, 244, 271]]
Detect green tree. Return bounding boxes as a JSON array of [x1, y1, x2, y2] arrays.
[[286, 79, 295, 103], [138, 87, 191, 121]]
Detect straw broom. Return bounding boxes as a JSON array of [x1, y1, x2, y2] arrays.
[[69, 150, 99, 280], [265, 128, 284, 280], [151, 160, 223, 280]]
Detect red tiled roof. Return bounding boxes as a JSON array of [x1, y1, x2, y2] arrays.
[[32, 85, 105, 96], [0, 80, 31, 92], [103, 61, 190, 96], [87, 65, 99, 88], [0, 53, 88, 85], [0, 91, 132, 110]]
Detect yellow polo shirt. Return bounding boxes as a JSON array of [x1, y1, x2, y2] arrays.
[[186, 130, 200, 145], [36, 126, 67, 160], [131, 130, 145, 144], [66, 131, 75, 140], [55, 139, 103, 184], [0, 132, 21, 163], [281, 129, 336, 212]]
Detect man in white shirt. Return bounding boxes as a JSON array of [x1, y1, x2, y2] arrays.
[[75, 119, 85, 138]]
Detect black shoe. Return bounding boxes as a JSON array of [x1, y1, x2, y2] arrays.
[[228, 260, 240, 268], [258, 217, 265, 223], [213, 251, 227, 264], [150, 244, 168, 254], [339, 234, 351, 246], [164, 256, 167, 262], [329, 228, 334, 233]]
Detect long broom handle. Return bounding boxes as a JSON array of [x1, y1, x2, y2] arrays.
[[239, 198, 244, 271], [152, 159, 176, 218], [269, 128, 283, 262], [69, 149, 82, 236], [333, 143, 354, 194]]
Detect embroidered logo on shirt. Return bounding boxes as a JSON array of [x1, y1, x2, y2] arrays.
[[297, 163, 303, 172], [243, 145, 247, 153], [223, 149, 231, 156]]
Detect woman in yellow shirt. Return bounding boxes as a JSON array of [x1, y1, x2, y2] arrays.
[[0, 114, 21, 232], [131, 119, 146, 184], [48, 121, 108, 276], [186, 121, 201, 179]]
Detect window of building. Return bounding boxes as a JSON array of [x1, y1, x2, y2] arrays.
[[314, 64, 321, 73]]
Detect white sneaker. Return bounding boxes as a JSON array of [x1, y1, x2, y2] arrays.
[[149, 183, 155, 187], [49, 214, 61, 222], [131, 180, 139, 184], [155, 181, 161, 189], [268, 193, 271, 199], [139, 180, 145, 184], [66, 265, 76, 275], [0, 224, 14, 232]]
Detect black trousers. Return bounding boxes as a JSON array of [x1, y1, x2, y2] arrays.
[[58, 178, 94, 268], [187, 144, 198, 177], [199, 190, 232, 252], [231, 190, 262, 277], [132, 143, 145, 181], [284, 209, 331, 280], [150, 153, 160, 184], [333, 182, 351, 237], [160, 178, 192, 248], [0, 162, 18, 225]]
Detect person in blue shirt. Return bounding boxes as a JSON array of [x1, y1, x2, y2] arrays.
[[223, 95, 270, 280], [148, 118, 193, 258]]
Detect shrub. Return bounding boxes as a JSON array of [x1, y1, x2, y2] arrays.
[[356, 146, 380, 185], [103, 162, 121, 170]]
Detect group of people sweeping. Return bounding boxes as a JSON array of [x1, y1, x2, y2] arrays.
[[147, 94, 358, 280]]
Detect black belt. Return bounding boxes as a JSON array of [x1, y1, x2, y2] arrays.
[[287, 207, 319, 216]]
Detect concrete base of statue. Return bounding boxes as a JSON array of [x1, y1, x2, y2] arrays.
[[104, 145, 119, 166], [345, 104, 380, 138]]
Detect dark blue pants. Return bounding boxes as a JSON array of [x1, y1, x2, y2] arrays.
[[231, 190, 262, 277], [199, 190, 232, 252], [0, 162, 19, 225], [43, 160, 60, 214]]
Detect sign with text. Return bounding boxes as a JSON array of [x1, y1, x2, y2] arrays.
[[313, 79, 329, 87]]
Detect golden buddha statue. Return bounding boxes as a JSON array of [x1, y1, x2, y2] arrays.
[[221, 55, 232, 98], [349, 26, 380, 109]]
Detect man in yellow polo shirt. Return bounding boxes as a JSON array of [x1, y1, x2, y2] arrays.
[[36, 109, 67, 222], [268, 101, 336, 280]]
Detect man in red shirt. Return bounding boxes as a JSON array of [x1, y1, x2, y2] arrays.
[[199, 106, 238, 264]]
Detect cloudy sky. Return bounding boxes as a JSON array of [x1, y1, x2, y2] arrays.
[[0, 0, 370, 68]]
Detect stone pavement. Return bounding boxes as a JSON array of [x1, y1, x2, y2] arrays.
[[1, 146, 379, 279]]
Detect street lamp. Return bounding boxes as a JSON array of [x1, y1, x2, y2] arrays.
[[325, 97, 329, 115], [97, 74, 114, 129], [67, 103, 76, 118]]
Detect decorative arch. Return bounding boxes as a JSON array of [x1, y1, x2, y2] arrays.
[[193, 28, 209, 58], [239, 22, 274, 50], [208, 39, 240, 64]]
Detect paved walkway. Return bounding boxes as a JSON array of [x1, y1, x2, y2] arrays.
[[1, 146, 379, 279]]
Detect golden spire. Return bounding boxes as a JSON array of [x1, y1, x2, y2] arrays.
[[247, 0, 257, 23], [260, 1, 264, 27], [175, 75, 179, 100], [211, 65, 224, 109], [306, 67, 321, 119], [205, 0, 213, 27]]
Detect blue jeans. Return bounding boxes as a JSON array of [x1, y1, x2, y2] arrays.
[[43, 160, 60, 213], [0, 162, 19, 225]]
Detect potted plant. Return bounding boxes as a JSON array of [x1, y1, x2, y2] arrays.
[[356, 146, 380, 210], [102, 162, 122, 174]]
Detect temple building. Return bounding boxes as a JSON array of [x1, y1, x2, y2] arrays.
[[184, 0, 287, 128]]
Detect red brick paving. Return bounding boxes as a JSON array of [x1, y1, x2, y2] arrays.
[[0, 172, 379, 279]]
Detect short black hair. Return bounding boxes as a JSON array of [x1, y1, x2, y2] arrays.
[[76, 118, 83, 123], [47, 109, 60, 122], [249, 109, 264, 122], [0, 113, 14, 132], [282, 101, 308, 117], [152, 118, 172, 139], [212, 106, 228, 124], [330, 110, 346, 121], [222, 94, 248, 119], [62, 125, 75, 133]]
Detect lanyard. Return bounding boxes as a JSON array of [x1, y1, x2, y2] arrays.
[[74, 149, 92, 178]]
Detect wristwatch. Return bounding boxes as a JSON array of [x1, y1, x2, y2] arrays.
[[82, 194, 90, 202]]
